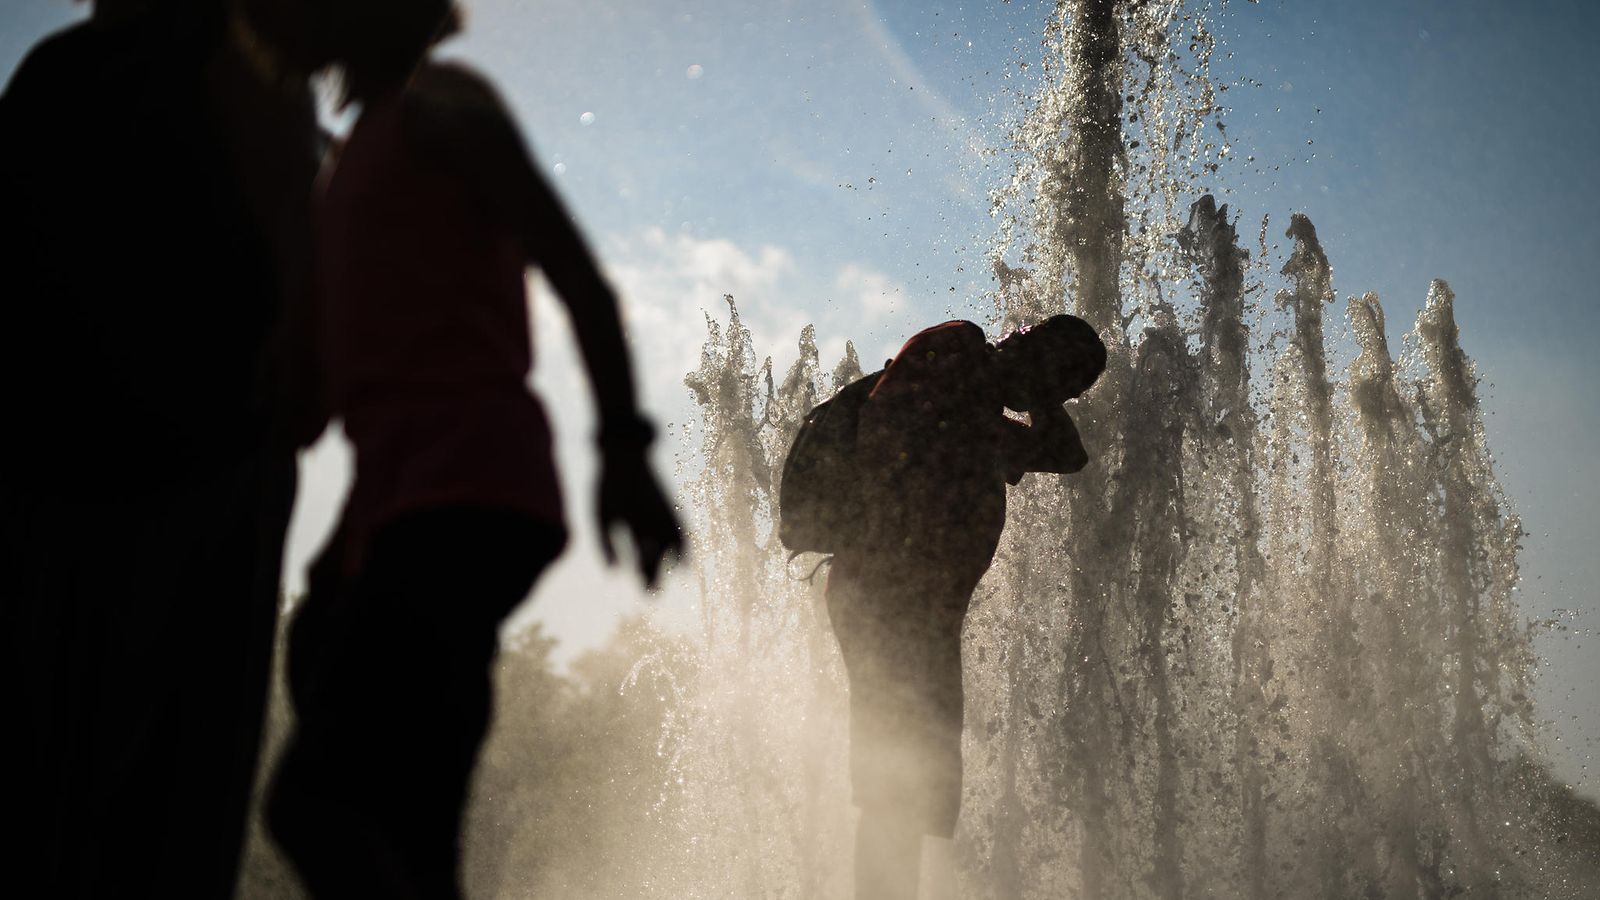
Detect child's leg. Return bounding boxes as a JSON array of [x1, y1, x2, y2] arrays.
[[271, 508, 564, 898], [856, 809, 922, 900]]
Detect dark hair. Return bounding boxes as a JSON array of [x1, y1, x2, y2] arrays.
[[1002, 315, 1106, 373], [90, 0, 228, 31], [90, 0, 160, 22], [997, 314, 1106, 408], [319, 0, 462, 104]]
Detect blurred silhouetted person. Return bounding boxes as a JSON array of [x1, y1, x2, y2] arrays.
[[792, 316, 1105, 900], [0, 0, 326, 896], [263, 2, 683, 897]]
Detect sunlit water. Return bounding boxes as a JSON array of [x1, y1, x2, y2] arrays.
[[617, 2, 1597, 898], [245, 2, 1598, 898]]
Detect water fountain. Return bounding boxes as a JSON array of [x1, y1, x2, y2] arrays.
[[654, 1, 1597, 898], [228, 3, 1598, 897]]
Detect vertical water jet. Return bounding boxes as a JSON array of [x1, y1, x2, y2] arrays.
[[649, 4, 1587, 899], [1348, 291, 1427, 899], [1182, 194, 1272, 900], [1116, 309, 1195, 900], [1274, 212, 1381, 896], [1052, 4, 1128, 895], [1409, 278, 1524, 898]]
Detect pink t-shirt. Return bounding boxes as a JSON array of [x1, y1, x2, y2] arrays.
[[318, 92, 564, 565]]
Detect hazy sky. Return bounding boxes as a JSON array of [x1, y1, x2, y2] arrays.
[[4, 0, 1594, 795]]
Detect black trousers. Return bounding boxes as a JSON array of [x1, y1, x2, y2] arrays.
[[269, 507, 565, 899], [0, 453, 297, 899]]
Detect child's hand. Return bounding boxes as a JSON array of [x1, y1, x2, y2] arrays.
[[597, 450, 685, 591]]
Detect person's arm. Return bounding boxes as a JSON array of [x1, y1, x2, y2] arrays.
[[403, 63, 682, 585], [511, 154, 642, 434], [1001, 404, 1089, 484]]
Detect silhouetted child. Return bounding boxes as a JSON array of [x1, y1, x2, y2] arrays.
[[825, 316, 1105, 900], [265, 2, 682, 897]]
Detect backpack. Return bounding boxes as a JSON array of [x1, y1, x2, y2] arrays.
[[777, 369, 883, 556]]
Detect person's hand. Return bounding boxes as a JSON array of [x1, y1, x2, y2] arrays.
[[1020, 402, 1089, 474], [597, 450, 685, 590]]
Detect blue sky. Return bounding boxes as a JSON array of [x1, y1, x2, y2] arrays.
[[5, 0, 1595, 793]]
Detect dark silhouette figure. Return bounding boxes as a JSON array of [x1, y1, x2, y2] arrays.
[[264, 3, 683, 897], [0, 1, 325, 897], [825, 317, 1105, 900]]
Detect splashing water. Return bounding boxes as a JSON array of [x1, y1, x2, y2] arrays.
[[457, 2, 1599, 898]]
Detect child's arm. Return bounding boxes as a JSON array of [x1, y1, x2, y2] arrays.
[[403, 63, 683, 587], [1001, 404, 1090, 483]]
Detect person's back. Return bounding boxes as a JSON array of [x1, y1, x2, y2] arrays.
[[0, 7, 321, 896], [849, 321, 1011, 589]]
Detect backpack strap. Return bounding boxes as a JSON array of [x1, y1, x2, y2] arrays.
[[786, 551, 834, 585]]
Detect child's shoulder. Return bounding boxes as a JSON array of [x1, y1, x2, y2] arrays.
[[902, 320, 987, 351], [400, 62, 515, 140], [869, 320, 996, 411], [896, 321, 992, 365], [409, 61, 503, 107], [398, 62, 523, 174]]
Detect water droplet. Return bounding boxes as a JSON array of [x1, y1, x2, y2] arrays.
[[580, 111, 596, 126], [552, 162, 567, 175], [686, 64, 704, 80]]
